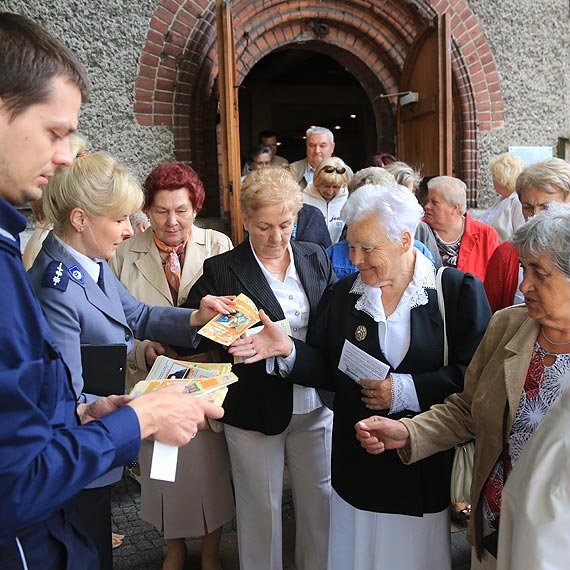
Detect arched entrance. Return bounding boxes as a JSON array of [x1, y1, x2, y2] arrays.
[[134, 0, 505, 219], [239, 49, 382, 171]]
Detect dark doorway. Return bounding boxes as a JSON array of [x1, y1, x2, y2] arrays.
[[239, 49, 378, 172]]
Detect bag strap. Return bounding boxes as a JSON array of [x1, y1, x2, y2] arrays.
[[435, 266, 448, 366]]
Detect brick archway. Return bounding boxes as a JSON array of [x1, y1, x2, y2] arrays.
[[135, 0, 504, 211]]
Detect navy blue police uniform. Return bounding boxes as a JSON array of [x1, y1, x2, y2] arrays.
[[0, 197, 141, 570]]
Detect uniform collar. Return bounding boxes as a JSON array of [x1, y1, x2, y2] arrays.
[[53, 233, 102, 283], [0, 196, 27, 245]]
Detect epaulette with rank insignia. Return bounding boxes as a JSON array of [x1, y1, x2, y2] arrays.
[[42, 260, 69, 291]]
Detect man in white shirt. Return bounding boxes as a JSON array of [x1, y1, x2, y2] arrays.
[[291, 126, 353, 189]]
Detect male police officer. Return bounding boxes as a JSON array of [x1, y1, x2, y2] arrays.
[[0, 13, 223, 569]]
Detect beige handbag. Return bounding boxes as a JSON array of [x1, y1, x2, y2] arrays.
[[436, 267, 475, 507], [450, 441, 475, 504]]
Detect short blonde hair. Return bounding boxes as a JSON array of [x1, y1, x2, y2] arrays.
[[43, 134, 143, 234], [489, 153, 524, 192], [240, 166, 302, 218], [427, 176, 467, 214], [313, 157, 350, 189], [516, 157, 570, 199]]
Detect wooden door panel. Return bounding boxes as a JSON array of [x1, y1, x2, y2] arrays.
[[216, 0, 243, 244], [398, 14, 452, 177]]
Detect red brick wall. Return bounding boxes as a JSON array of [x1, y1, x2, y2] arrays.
[[135, 0, 504, 210]]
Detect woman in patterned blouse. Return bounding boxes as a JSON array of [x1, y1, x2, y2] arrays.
[[357, 202, 570, 570]]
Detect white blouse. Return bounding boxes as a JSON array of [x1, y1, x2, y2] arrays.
[[250, 241, 322, 414], [350, 251, 437, 413]]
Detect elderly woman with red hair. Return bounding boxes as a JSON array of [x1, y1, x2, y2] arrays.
[[110, 162, 234, 570]]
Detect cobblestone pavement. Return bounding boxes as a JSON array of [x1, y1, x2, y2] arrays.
[[111, 472, 295, 569], [112, 471, 470, 569], [111, 475, 165, 569]]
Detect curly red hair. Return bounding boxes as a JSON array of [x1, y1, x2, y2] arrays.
[[143, 162, 205, 214]]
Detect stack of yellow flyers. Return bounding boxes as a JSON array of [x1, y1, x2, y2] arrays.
[[129, 355, 237, 403]]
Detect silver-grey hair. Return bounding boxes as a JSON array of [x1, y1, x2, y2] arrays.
[[427, 176, 467, 214], [129, 210, 150, 230], [306, 126, 334, 144], [348, 167, 395, 194], [385, 161, 421, 193], [341, 183, 424, 243], [511, 202, 570, 277]]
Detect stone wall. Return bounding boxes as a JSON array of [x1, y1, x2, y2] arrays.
[[2, 0, 174, 181], [3, 0, 569, 207], [470, 0, 570, 204]]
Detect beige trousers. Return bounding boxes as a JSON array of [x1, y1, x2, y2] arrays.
[[225, 406, 332, 570]]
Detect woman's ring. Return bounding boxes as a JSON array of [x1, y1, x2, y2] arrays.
[[252, 348, 256, 356], [191, 433, 197, 439]]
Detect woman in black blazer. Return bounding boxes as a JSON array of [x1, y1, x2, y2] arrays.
[[186, 167, 336, 570], [231, 183, 491, 570]]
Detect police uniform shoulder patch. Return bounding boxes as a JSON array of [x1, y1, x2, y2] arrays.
[[42, 261, 69, 291], [68, 265, 84, 284]]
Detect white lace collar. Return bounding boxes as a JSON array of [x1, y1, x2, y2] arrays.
[[350, 252, 436, 322]]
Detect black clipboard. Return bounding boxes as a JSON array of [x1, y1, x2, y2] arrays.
[[80, 344, 127, 397]]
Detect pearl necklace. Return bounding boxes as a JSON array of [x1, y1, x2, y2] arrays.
[[541, 326, 570, 346]]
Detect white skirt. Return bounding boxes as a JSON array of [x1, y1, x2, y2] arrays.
[[329, 489, 451, 570]]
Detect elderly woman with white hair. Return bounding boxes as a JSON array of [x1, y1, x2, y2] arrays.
[[424, 175, 499, 281], [230, 184, 491, 570], [357, 202, 570, 570]]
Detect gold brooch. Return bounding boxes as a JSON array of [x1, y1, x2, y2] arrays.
[[355, 325, 367, 341]]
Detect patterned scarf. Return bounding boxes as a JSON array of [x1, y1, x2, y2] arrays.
[[432, 219, 464, 268], [152, 231, 190, 304]]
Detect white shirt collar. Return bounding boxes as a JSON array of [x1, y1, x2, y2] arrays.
[[350, 251, 436, 322], [249, 239, 299, 282], [304, 164, 315, 184]]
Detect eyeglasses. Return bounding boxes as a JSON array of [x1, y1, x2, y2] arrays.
[[322, 165, 346, 174]]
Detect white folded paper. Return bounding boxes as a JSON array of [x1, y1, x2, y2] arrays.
[[338, 339, 390, 383], [149, 441, 179, 482]]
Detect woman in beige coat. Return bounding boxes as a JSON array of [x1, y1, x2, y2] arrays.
[[356, 203, 570, 569], [110, 162, 234, 570]]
